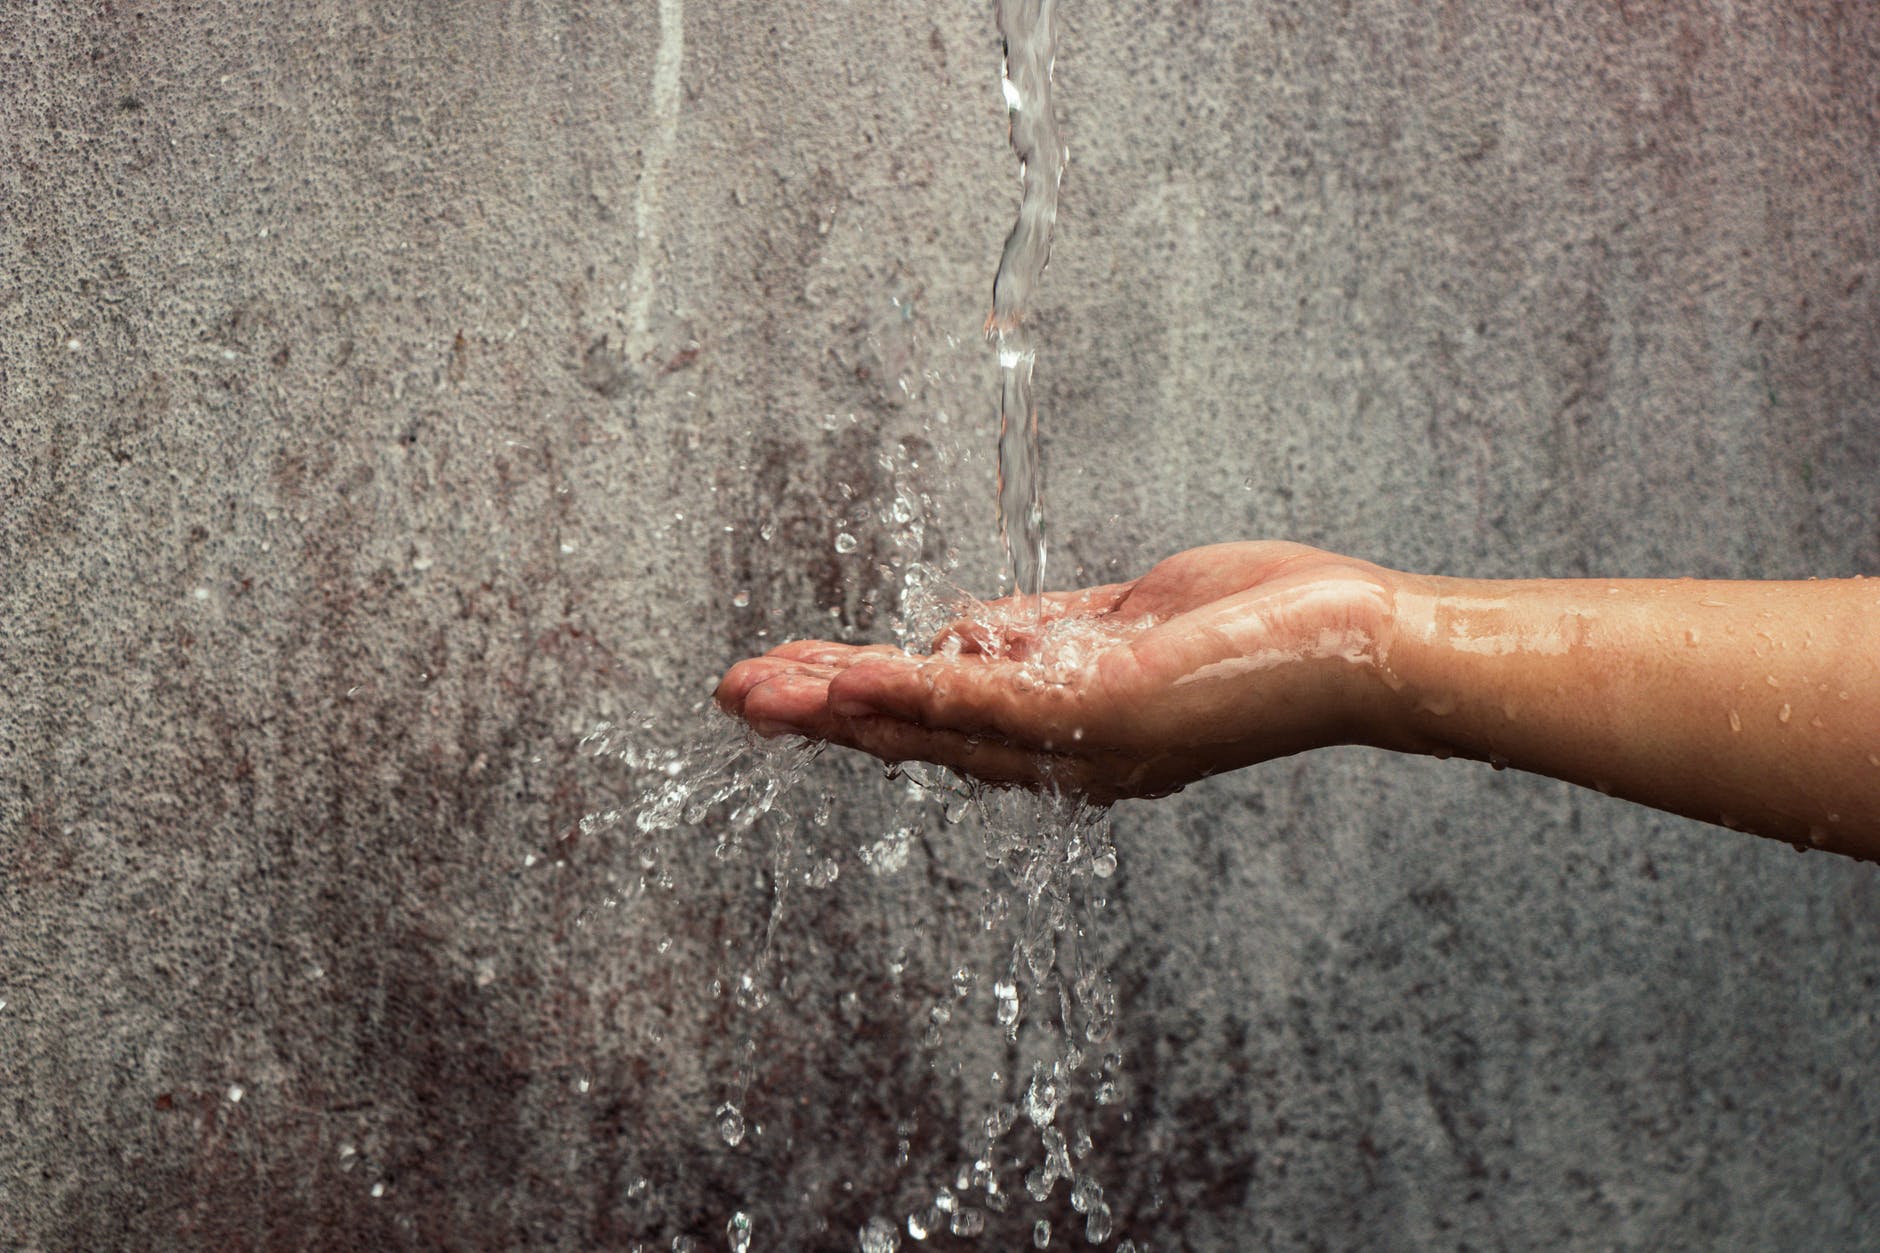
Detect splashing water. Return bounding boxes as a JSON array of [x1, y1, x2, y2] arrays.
[[570, 4, 1154, 1243], [990, 0, 1067, 614], [583, 697, 1137, 1244]]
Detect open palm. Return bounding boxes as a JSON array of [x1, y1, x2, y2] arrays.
[[715, 542, 1399, 802]]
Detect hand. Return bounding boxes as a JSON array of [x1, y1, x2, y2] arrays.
[[714, 542, 1404, 803]]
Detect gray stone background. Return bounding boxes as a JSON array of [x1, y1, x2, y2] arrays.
[[4, 1, 1877, 1249]]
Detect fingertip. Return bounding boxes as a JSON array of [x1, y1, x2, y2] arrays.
[[714, 657, 766, 713]]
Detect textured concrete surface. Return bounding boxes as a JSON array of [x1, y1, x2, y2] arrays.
[[4, 1, 1878, 1249]]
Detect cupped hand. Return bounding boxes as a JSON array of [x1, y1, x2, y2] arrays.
[[714, 542, 1404, 803]]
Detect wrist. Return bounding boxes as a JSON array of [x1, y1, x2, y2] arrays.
[[1352, 569, 1484, 759]]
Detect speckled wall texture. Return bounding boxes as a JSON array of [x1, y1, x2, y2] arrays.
[[4, 2, 1878, 1249]]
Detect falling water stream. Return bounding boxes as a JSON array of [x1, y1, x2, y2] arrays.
[[991, 0, 1066, 611], [579, 3, 1150, 1247]]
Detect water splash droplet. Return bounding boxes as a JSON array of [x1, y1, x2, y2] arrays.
[[949, 1208, 985, 1237], [717, 1102, 745, 1147], [994, 979, 1020, 1027], [1024, 1061, 1061, 1127], [907, 1205, 943, 1241], [859, 1216, 901, 1253]]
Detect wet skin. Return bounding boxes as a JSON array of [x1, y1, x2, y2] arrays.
[[716, 542, 1880, 863]]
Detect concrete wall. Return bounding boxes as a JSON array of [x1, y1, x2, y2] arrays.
[[4, 1, 1877, 1247]]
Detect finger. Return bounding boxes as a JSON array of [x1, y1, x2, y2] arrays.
[[767, 639, 906, 665], [719, 641, 910, 714], [715, 655, 844, 717], [843, 716, 1061, 786], [715, 656, 784, 715], [719, 658, 1140, 798], [827, 655, 1096, 751], [735, 664, 840, 734]]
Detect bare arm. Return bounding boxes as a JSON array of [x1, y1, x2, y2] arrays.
[[1373, 574, 1880, 860], [716, 544, 1880, 864]]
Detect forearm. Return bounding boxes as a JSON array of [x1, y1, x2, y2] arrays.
[[1367, 573, 1880, 862]]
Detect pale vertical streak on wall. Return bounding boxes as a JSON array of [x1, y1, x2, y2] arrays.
[[625, 0, 685, 365]]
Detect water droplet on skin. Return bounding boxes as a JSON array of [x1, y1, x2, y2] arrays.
[[1778, 703, 1792, 724], [1765, 674, 1780, 688], [1728, 710, 1742, 733], [1684, 628, 1700, 646]]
